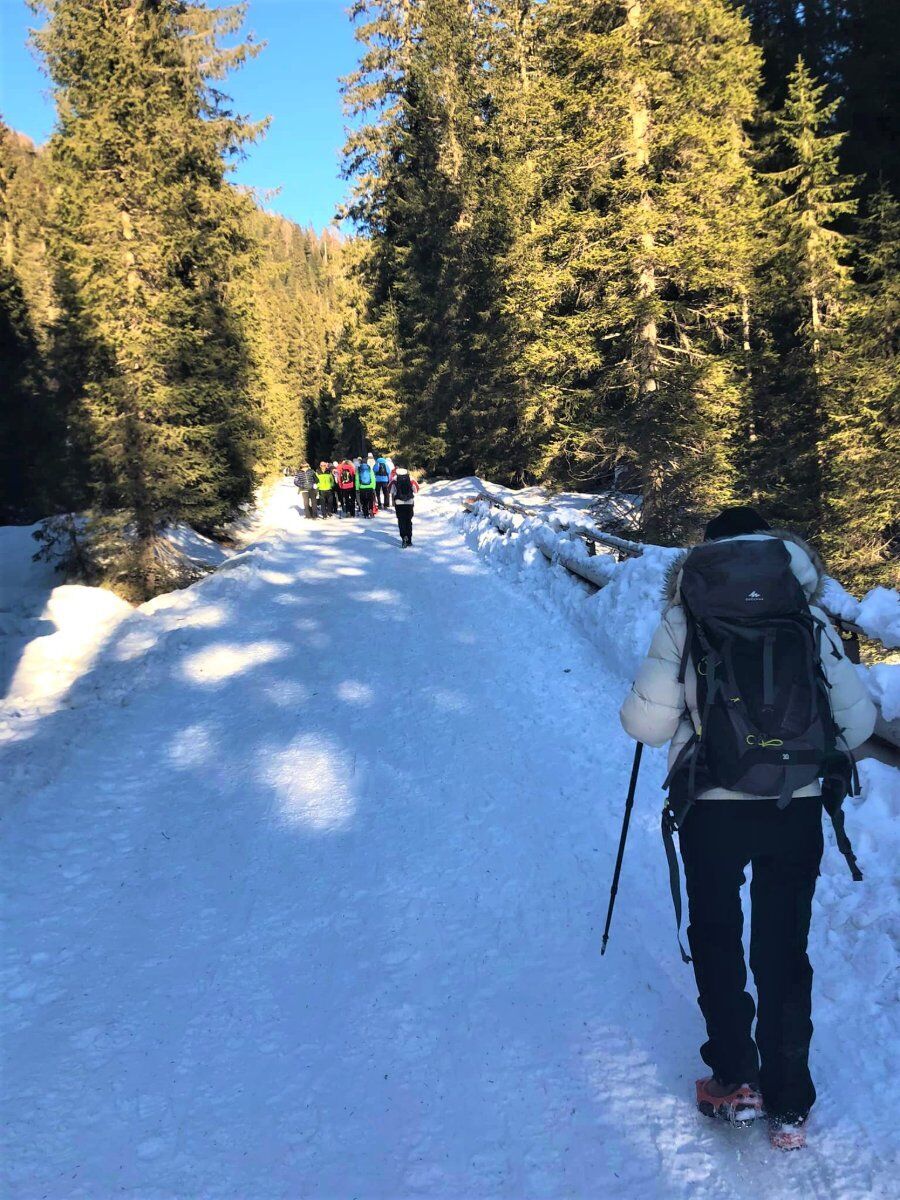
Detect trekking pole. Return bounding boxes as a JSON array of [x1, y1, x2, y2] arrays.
[[600, 741, 643, 957]]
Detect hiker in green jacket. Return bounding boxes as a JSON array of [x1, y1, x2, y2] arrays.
[[316, 462, 337, 518]]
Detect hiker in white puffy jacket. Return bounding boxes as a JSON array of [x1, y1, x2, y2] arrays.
[[620, 506, 875, 1150]]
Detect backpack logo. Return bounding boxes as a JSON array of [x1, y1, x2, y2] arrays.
[[745, 590, 763, 601]]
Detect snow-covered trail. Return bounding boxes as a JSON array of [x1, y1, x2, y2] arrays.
[[1, 484, 891, 1199]]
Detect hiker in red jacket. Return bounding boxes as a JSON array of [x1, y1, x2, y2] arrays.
[[336, 458, 357, 518]]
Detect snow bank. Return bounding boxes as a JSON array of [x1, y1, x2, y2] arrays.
[[162, 523, 231, 569], [0, 479, 296, 728], [819, 578, 900, 734], [0, 523, 61, 615], [425, 475, 640, 532], [821, 578, 900, 649], [867, 664, 900, 723], [453, 494, 900, 711], [2, 585, 133, 717], [1, 524, 134, 720]]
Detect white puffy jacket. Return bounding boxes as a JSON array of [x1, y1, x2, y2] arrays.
[[619, 532, 877, 800]]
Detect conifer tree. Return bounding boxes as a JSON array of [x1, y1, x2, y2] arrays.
[[339, 0, 419, 458], [341, 0, 537, 482], [331, 238, 403, 458], [32, 0, 265, 593], [821, 187, 899, 587], [1, 126, 51, 518], [460, 0, 546, 483], [749, 57, 857, 531], [532, 0, 763, 539], [837, 0, 900, 199], [743, 0, 899, 200], [0, 123, 85, 519], [742, 0, 838, 104]]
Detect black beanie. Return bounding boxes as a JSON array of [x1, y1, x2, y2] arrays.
[[703, 505, 771, 542]]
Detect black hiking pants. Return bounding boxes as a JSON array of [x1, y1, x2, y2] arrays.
[[376, 481, 391, 509], [359, 489, 375, 518], [679, 796, 823, 1122], [395, 504, 413, 543], [339, 489, 356, 517], [319, 490, 337, 517]]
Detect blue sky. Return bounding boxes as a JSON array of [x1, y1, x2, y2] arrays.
[[0, 0, 360, 231]]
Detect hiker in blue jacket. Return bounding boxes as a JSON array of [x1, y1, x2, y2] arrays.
[[374, 454, 393, 510], [355, 456, 377, 518]]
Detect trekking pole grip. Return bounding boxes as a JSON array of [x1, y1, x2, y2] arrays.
[[600, 741, 644, 957]]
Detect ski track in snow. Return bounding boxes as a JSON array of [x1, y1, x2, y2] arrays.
[[1, 483, 896, 1199]]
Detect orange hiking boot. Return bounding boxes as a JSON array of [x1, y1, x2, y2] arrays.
[[696, 1077, 764, 1128], [768, 1116, 807, 1151]]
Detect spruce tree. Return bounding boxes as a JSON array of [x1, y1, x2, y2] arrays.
[[331, 238, 403, 458], [532, 0, 763, 540], [821, 187, 899, 588], [1, 126, 50, 519], [0, 123, 83, 519], [33, 0, 265, 593], [742, 0, 838, 105], [342, 0, 537, 482], [836, 0, 900, 200], [750, 57, 856, 532], [743, 0, 899, 200]]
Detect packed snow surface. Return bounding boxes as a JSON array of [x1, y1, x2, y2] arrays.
[[2, 480, 898, 1199], [0, 494, 273, 727]]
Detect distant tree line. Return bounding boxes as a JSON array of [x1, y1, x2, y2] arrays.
[[1, 1, 342, 596], [337, 0, 897, 587]]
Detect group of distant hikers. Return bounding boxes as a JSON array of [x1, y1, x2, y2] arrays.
[[293, 453, 419, 547]]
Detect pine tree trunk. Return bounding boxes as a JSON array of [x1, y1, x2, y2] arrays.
[[809, 279, 826, 528], [514, 0, 531, 89], [742, 290, 758, 437], [627, 1, 661, 532]]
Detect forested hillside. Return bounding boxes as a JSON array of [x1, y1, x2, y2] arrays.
[[1, 0, 896, 596]]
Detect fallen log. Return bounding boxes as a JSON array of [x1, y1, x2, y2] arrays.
[[464, 492, 644, 559], [463, 498, 615, 590], [532, 524, 618, 590]]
